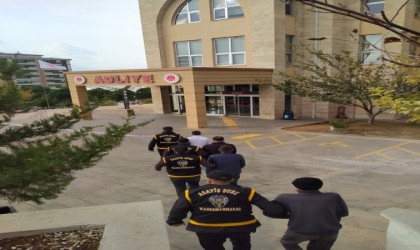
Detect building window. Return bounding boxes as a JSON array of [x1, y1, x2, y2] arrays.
[[409, 37, 419, 57], [285, 35, 294, 65], [175, 40, 202, 67], [360, 34, 382, 64], [415, 0, 420, 18], [285, 0, 293, 15], [366, 0, 384, 15], [213, 0, 244, 20], [175, 0, 200, 25], [214, 36, 245, 66]]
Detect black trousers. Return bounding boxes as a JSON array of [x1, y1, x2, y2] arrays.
[[196, 232, 251, 250], [170, 176, 200, 197], [280, 230, 338, 250]]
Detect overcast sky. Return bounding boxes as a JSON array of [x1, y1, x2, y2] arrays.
[[0, 0, 147, 71]]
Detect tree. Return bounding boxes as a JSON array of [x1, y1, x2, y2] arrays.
[[0, 58, 151, 204], [136, 87, 152, 100], [287, 0, 420, 56], [284, 0, 420, 122], [371, 56, 420, 123], [274, 48, 408, 125]]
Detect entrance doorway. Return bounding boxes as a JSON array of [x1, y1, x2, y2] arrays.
[[224, 95, 258, 117], [171, 94, 185, 114]]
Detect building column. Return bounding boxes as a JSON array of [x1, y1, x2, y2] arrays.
[[259, 85, 284, 119], [150, 86, 163, 113], [183, 84, 207, 128], [68, 84, 92, 120]]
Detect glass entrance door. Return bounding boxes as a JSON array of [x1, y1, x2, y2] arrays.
[[224, 96, 255, 117]]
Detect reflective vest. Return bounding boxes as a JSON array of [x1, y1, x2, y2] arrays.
[[162, 154, 202, 178], [185, 184, 260, 231], [154, 133, 181, 149]]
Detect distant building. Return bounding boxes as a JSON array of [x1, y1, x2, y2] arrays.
[[0, 52, 72, 88]]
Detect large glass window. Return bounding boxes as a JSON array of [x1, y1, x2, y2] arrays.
[[213, 0, 244, 20], [360, 34, 382, 64], [214, 36, 245, 66], [366, 0, 384, 15], [175, 0, 200, 25], [285, 35, 294, 65], [175, 40, 202, 67]]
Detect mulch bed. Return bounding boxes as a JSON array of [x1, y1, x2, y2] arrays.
[[0, 228, 103, 250]]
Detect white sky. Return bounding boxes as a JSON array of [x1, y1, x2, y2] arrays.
[[0, 0, 147, 71]]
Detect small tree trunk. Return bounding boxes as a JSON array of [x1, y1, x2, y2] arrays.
[[367, 113, 376, 125]]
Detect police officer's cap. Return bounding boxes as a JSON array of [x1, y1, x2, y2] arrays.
[[292, 177, 323, 190], [163, 126, 173, 131], [207, 170, 233, 181]]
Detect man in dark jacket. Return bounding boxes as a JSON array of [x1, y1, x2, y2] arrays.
[[272, 177, 349, 250], [202, 136, 236, 159], [207, 145, 245, 184], [155, 145, 214, 197], [148, 126, 181, 156], [167, 170, 286, 250]]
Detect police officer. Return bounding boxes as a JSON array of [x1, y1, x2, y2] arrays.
[[155, 145, 214, 197], [148, 126, 181, 156], [167, 170, 286, 250], [162, 138, 207, 158]]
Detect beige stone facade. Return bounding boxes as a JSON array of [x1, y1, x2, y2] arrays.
[[66, 0, 419, 127]]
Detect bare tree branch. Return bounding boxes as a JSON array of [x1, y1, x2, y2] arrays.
[[290, 0, 420, 46]]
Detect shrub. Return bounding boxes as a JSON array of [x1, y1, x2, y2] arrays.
[[329, 119, 348, 129], [100, 99, 117, 106]]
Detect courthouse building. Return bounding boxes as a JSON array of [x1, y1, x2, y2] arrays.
[[66, 0, 420, 128]]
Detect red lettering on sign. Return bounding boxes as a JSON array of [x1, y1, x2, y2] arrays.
[[143, 75, 154, 83], [124, 76, 130, 83], [114, 76, 124, 83], [94, 76, 104, 84], [104, 76, 114, 83], [130, 75, 141, 83], [92, 74, 155, 84]]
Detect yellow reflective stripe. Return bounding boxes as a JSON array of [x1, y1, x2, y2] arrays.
[[154, 135, 158, 139], [185, 190, 192, 204], [158, 147, 167, 149], [162, 158, 166, 164], [188, 219, 257, 227], [195, 147, 199, 152], [199, 156, 202, 160], [168, 173, 201, 178], [248, 189, 256, 202]]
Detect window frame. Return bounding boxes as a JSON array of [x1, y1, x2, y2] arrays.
[[175, 40, 203, 67], [285, 0, 293, 16], [366, 0, 385, 15], [174, 0, 200, 25], [214, 36, 246, 66], [415, 0, 420, 19], [285, 35, 294, 65], [360, 34, 383, 64], [212, 0, 244, 20]]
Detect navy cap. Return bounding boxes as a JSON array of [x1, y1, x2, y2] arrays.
[[292, 177, 323, 190]]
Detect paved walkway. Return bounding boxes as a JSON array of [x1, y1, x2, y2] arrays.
[[3, 107, 420, 249]]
